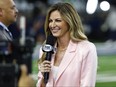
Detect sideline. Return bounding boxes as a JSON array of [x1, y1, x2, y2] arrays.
[[95, 42, 116, 56], [31, 73, 116, 82], [97, 74, 116, 82]]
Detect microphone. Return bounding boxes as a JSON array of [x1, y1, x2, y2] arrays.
[[42, 34, 56, 84]]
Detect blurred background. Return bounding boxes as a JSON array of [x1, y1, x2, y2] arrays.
[[1, 0, 116, 87]]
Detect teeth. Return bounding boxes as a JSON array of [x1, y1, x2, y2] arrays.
[[52, 29, 59, 33]]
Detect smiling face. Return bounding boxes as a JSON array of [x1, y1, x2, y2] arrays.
[[49, 10, 70, 38]]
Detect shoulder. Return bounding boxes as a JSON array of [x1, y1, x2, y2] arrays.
[[78, 40, 96, 48], [75, 40, 97, 53], [76, 40, 97, 59]]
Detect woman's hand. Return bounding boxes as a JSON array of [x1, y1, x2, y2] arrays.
[[39, 60, 51, 73]]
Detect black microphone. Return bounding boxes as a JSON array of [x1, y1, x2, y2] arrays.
[[42, 34, 56, 84]]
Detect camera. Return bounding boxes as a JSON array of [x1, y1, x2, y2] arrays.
[[0, 37, 34, 87]]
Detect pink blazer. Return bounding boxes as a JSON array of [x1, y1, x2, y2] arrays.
[[36, 40, 98, 87]]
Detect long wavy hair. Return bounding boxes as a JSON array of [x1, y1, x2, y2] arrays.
[[38, 2, 88, 64], [44, 2, 87, 42]]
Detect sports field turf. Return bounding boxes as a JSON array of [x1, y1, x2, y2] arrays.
[[96, 55, 116, 87]]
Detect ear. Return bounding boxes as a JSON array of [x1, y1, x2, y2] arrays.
[[0, 8, 3, 16]]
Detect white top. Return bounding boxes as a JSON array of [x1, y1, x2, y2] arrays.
[[52, 66, 59, 81]]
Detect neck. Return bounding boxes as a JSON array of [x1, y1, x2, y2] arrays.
[[57, 38, 70, 49], [0, 20, 10, 27], [57, 33, 70, 49]]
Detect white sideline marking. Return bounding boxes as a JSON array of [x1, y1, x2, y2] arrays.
[[31, 73, 116, 82], [97, 74, 116, 82]]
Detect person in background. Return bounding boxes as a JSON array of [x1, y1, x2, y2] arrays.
[[37, 2, 98, 87], [0, 0, 35, 87], [0, 0, 18, 41]]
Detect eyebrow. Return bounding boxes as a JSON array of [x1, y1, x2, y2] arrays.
[[49, 18, 62, 20]]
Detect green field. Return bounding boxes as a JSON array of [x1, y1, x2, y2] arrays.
[[96, 55, 116, 87], [32, 55, 116, 87]]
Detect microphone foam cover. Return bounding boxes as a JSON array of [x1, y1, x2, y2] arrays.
[[46, 35, 56, 46]]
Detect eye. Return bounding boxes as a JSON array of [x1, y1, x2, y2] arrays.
[[55, 19, 62, 22], [49, 19, 53, 23], [11, 5, 16, 10]]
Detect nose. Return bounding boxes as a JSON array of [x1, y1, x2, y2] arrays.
[[51, 21, 56, 28], [15, 7, 19, 14]]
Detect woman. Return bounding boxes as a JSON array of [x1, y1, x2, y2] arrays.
[[37, 2, 98, 87]]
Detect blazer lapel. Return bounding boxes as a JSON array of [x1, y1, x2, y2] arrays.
[[55, 40, 77, 84], [2, 29, 12, 41], [0, 25, 12, 41]]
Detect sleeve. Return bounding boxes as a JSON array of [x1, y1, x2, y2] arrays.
[[36, 71, 44, 87], [36, 47, 44, 87], [39, 47, 44, 59], [80, 43, 98, 87]]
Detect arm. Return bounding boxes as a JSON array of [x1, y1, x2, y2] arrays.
[[80, 43, 98, 87], [36, 47, 51, 87], [36, 71, 44, 87], [36, 47, 44, 87]]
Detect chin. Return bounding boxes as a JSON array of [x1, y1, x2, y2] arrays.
[[52, 34, 59, 37], [11, 19, 16, 22]]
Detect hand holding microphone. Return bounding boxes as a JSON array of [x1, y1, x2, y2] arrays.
[[39, 60, 51, 73], [41, 34, 56, 84]]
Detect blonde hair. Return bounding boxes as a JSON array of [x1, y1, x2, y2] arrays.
[[38, 2, 88, 63], [44, 2, 87, 42]]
